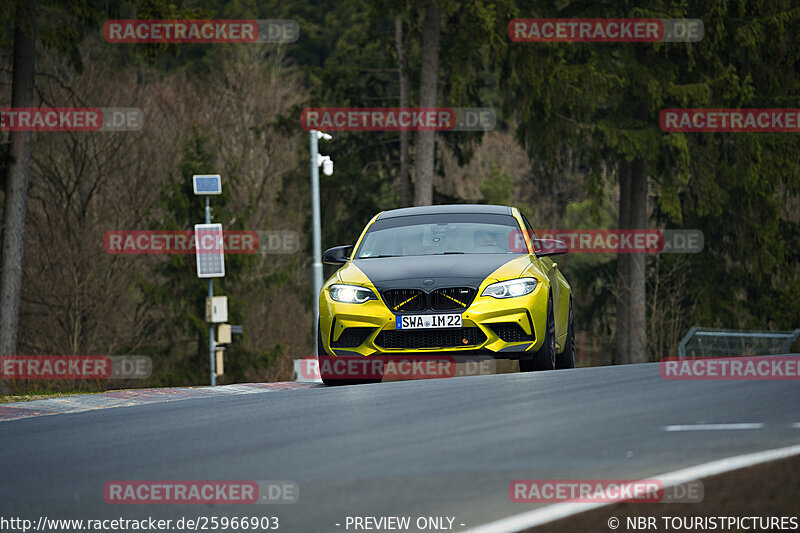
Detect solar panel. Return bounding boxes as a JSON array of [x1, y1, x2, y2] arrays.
[[195, 224, 225, 278], [192, 174, 222, 195]]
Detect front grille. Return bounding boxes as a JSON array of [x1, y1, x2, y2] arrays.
[[331, 327, 374, 348], [382, 287, 476, 312], [375, 327, 487, 349], [381, 289, 426, 312], [431, 287, 476, 310], [490, 322, 535, 343]]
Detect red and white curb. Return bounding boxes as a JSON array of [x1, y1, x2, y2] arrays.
[[0, 382, 321, 422]]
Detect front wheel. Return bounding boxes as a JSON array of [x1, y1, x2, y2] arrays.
[[519, 295, 556, 372], [555, 299, 576, 369]]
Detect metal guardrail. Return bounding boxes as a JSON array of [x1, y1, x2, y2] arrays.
[[678, 327, 800, 358]]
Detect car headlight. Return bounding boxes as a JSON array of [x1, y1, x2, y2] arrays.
[[329, 284, 377, 304], [481, 278, 537, 299]]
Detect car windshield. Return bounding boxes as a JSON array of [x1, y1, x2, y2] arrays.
[[355, 213, 524, 257]]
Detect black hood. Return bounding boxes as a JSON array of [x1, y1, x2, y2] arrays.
[[352, 254, 518, 290]]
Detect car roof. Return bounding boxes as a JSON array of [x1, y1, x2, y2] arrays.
[[377, 204, 513, 219]]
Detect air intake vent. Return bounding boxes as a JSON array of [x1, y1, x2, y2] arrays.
[[331, 327, 374, 348], [375, 328, 486, 349], [489, 323, 535, 343]]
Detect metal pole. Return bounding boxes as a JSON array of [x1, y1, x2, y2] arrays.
[[206, 196, 215, 386], [310, 131, 323, 354]]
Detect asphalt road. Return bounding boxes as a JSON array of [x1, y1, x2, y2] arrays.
[[2, 359, 799, 532]]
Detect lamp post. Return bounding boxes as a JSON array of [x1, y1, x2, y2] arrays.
[[309, 130, 333, 353]]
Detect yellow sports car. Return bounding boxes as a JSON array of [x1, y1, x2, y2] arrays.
[[317, 204, 574, 385]]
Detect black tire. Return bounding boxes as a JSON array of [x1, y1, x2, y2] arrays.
[[317, 321, 382, 386], [519, 295, 556, 372], [555, 299, 576, 369]]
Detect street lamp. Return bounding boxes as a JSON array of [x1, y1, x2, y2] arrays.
[[309, 130, 333, 354]]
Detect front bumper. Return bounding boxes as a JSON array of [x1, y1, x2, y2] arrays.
[[319, 282, 549, 359]]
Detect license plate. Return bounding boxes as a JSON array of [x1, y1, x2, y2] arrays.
[[396, 314, 462, 330]]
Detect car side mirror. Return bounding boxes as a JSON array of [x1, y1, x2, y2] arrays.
[[322, 245, 352, 265], [536, 239, 569, 257]]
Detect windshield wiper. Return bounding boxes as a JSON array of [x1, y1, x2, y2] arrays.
[[358, 254, 398, 259]]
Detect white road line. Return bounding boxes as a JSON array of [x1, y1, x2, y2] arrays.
[[663, 423, 764, 431], [463, 443, 800, 533]]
